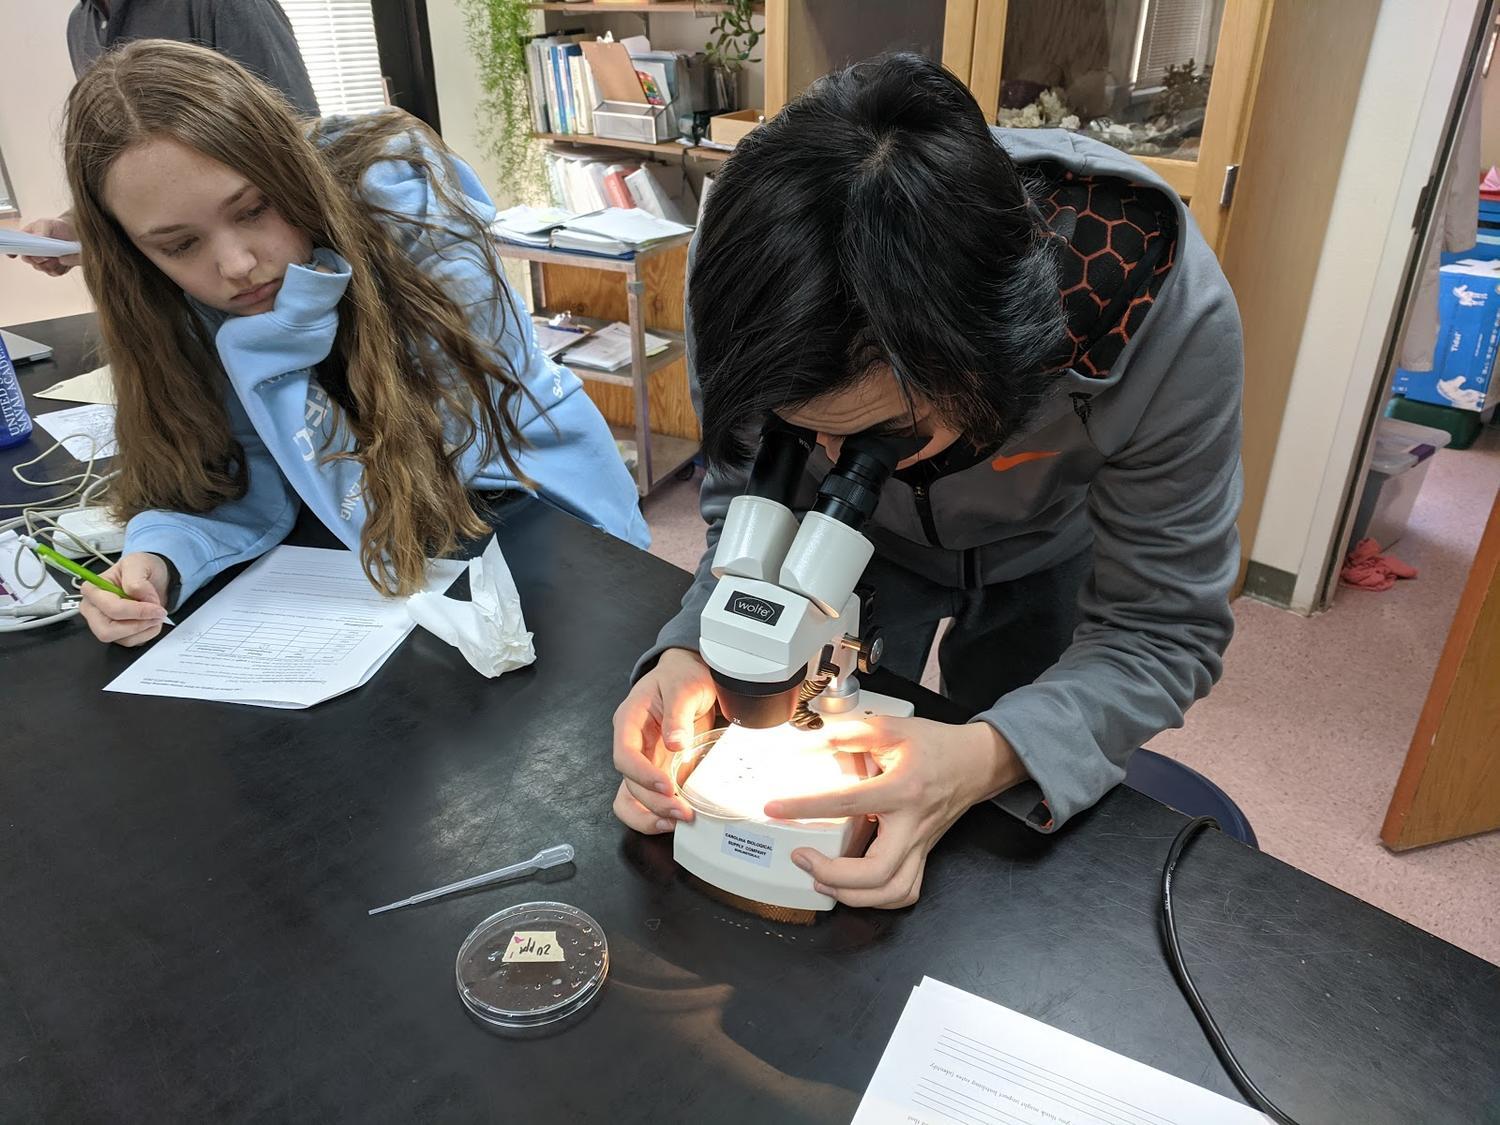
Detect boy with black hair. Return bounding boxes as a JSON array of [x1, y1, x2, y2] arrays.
[[613, 53, 1243, 910]]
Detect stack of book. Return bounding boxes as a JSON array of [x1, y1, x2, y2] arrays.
[[494, 206, 693, 260], [561, 322, 674, 372], [549, 209, 693, 257], [542, 152, 692, 223], [523, 32, 695, 142]]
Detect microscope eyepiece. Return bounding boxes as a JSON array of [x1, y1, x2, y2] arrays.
[[746, 420, 816, 505], [811, 431, 917, 529]]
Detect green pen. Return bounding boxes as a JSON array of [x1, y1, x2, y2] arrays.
[[20, 535, 175, 627]]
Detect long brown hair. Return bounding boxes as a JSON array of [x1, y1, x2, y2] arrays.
[[65, 39, 529, 594]]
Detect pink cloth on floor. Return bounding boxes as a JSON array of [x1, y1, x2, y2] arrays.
[[1340, 538, 1419, 591]]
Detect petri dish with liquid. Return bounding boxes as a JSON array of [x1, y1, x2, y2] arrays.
[[455, 901, 609, 1036]]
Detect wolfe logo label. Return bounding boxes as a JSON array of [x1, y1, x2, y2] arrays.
[[726, 590, 784, 626]]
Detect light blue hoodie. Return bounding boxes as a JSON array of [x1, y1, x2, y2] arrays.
[[122, 126, 650, 604]]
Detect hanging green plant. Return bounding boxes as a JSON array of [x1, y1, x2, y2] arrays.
[[702, 0, 762, 72], [459, 0, 546, 203]]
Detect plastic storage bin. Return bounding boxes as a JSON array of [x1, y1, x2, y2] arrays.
[[1348, 418, 1452, 550]]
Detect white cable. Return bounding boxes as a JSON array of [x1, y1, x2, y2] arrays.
[[0, 609, 80, 632], [1, 431, 117, 632], [2, 433, 108, 510]]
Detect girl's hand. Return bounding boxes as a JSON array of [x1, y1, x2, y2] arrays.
[[763, 717, 1027, 909], [611, 648, 718, 834], [78, 552, 172, 646], [13, 217, 81, 276]]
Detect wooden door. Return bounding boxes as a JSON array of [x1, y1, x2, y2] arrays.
[[1382, 488, 1500, 850], [1217, 0, 1382, 587]]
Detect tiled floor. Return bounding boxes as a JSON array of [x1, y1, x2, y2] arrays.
[[640, 427, 1500, 966]]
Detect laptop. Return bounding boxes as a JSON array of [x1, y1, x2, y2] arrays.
[[1, 330, 53, 364]]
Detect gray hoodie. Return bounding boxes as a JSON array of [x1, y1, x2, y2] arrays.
[[640, 128, 1244, 834], [68, 0, 319, 117]]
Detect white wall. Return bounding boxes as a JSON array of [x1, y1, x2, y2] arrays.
[[426, 0, 541, 205], [1248, 0, 1483, 611], [0, 0, 92, 326]]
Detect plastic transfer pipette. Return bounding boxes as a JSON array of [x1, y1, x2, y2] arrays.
[[367, 844, 575, 916]]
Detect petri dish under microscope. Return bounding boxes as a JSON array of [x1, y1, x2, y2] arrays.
[[455, 902, 609, 1037]]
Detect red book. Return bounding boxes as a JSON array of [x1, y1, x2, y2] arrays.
[[603, 166, 637, 210]]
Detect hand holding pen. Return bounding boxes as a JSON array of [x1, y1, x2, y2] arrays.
[[21, 537, 174, 646]]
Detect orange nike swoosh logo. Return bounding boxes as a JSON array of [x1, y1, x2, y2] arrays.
[[990, 450, 1060, 472]]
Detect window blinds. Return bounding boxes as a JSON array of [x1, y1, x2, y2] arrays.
[[280, 0, 387, 116]]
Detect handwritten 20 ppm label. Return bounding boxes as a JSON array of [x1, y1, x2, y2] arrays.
[[502, 930, 565, 963], [721, 827, 774, 868]]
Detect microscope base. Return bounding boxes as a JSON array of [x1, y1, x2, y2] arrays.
[[673, 690, 914, 914]]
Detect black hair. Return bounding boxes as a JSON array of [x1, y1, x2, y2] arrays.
[[690, 52, 1065, 466]]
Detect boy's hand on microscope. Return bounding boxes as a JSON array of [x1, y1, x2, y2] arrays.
[[611, 647, 717, 835], [78, 552, 171, 646], [763, 717, 1027, 909]]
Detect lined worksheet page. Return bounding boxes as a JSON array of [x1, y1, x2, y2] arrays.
[[853, 978, 1269, 1125], [105, 546, 464, 709]]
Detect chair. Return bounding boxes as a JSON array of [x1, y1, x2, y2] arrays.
[[1123, 749, 1259, 848]]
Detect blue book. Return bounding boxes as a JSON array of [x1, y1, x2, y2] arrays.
[[561, 45, 584, 134], [550, 45, 570, 134]]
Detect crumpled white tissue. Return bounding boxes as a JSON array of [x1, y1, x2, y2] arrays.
[[407, 536, 536, 677]]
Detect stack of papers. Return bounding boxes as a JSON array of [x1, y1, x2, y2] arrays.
[[531, 316, 593, 359], [32, 403, 118, 460], [853, 978, 1269, 1124], [550, 208, 693, 256], [492, 204, 578, 248], [559, 322, 672, 372], [105, 546, 465, 709]]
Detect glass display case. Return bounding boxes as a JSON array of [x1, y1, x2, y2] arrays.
[[992, 0, 1222, 163]]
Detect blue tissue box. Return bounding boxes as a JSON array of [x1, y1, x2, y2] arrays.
[[1392, 258, 1500, 412]]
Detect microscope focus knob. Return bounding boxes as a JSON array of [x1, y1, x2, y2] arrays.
[[856, 629, 884, 675]]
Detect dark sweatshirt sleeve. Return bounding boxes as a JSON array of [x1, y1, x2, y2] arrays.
[[205, 0, 321, 116], [981, 259, 1244, 834]]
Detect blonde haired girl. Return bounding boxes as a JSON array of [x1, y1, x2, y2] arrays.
[[64, 40, 647, 645]]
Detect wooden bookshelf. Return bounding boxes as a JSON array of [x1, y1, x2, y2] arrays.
[[528, 0, 776, 458], [497, 239, 699, 496], [532, 131, 733, 161]]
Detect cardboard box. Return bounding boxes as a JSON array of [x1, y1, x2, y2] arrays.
[[1392, 258, 1500, 412], [709, 109, 764, 148]]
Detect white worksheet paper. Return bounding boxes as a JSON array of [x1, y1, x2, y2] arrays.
[[105, 546, 466, 708], [31, 402, 118, 459], [36, 364, 114, 405], [852, 978, 1269, 1125]]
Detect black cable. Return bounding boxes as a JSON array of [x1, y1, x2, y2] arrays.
[[1160, 816, 1302, 1125]]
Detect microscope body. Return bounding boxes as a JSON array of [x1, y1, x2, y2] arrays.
[[671, 427, 914, 913]]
